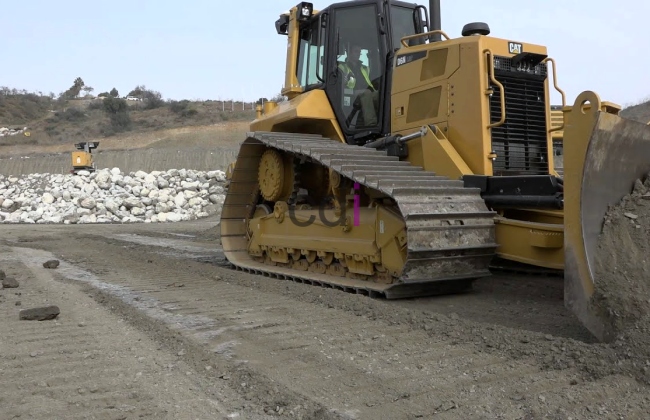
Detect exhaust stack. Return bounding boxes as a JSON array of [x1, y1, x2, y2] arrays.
[[429, 0, 441, 41]]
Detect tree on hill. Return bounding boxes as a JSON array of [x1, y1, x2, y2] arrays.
[[61, 77, 85, 99], [102, 96, 131, 132], [127, 84, 164, 109], [82, 86, 94, 96], [127, 85, 145, 98], [109, 88, 119, 98]]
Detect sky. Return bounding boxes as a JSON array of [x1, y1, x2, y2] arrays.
[[2, 0, 649, 107]]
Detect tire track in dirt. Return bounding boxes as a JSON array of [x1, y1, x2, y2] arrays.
[[9, 228, 649, 419], [105, 231, 592, 341], [0, 245, 275, 420]]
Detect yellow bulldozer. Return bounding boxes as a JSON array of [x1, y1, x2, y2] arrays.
[[220, 0, 650, 342]]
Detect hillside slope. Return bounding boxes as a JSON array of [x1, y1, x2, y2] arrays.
[[0, 90, 256, 148], [3, 89, 649, 155], [0, 92, 55, 126], [620, 97, 650, 123], [0, 121, 249, 159]]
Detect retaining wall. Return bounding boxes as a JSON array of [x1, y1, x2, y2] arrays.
[[0, 147, 239, 176]]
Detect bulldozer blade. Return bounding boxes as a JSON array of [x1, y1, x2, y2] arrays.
[[563, 90, 650, 342]]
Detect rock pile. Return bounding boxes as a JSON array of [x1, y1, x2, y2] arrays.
[[0, 126, 28, 137], [0, 168, 227, 224]]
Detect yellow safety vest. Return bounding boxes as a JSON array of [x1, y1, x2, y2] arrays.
[[338, 61, 375, 91]]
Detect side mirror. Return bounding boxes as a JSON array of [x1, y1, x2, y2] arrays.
[[275, 15, 289, 35]]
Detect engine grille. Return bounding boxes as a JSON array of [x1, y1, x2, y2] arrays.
[[489, 56, 549, 175]]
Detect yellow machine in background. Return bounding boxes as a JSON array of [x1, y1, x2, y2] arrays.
[[220, 0, 650, 342], [549, 101, 622, 179], [71, 142, 99, 174], [549, 102, 621, 166]]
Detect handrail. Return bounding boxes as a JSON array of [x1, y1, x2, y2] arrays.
[[400, 29, 450, 48], [315, 12, 328, 83], [543, 57, 567, 134], [483, 49, 505, 128]]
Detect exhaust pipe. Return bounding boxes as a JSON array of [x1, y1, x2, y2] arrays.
[[429, 0, 441, 41]]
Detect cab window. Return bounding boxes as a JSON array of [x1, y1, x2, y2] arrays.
[[296, 18, 325, 88]]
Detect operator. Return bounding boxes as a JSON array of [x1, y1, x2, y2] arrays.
[[338, 44, 379, 126]]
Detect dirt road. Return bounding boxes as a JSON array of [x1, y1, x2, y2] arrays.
[[2, 217, 650, 419]]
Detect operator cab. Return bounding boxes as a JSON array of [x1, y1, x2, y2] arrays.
[[282, 1, 431, 144]]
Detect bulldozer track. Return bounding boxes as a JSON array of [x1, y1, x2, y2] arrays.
[[221, 132, 499, 299]]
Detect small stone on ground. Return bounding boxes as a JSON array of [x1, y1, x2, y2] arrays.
[[19, 305, 60, 321], [43, 260, 60, 269], [2, 277, 19, 288]]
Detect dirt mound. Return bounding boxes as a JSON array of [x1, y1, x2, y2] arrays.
[[591, 174, 650, 380], [620, 99, 650, 124]]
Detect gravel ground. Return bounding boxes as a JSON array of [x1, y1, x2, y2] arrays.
[[2, 217, 650, 419], [0, 240, 272, 419]]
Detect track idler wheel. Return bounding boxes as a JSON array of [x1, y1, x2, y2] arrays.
[[258, 149, 295, 202]]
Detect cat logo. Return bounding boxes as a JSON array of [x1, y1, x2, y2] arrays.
[[508, 42, 523, 54]]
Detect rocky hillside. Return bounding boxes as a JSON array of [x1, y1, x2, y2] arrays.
[[620, 96, 650, 123]]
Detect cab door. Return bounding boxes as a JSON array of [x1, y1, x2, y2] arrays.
[[324, 1, 387, 143]]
